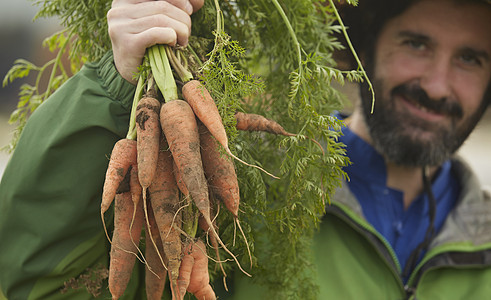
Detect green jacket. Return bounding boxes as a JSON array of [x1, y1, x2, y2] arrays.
[[316, 158, 491, 299], [1, 52, 491, 299], [228, 158, 491, 300], [0, 52, 144, 300]]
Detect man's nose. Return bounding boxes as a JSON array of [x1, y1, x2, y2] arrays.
[[420, 57, 452, 101]]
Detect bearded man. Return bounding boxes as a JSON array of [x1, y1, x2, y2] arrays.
[[228, 0, 491, 299]]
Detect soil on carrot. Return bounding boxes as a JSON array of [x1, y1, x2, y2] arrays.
[[136, 102, 160, 130], [116, 166, 132, 194]]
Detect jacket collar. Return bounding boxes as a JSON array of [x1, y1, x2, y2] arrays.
[[332, 155, 491, 248], [430, 156, 491, 248]]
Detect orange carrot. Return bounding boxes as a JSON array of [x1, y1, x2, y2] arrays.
[[182, 80, 278, 179], [182, 80, 226, 150], [173, 159, 190, 200], [198, 122, 239, 217], [148, 138, 182, 299], [129, 164, 142, 209], [160, 99, 250, 277], [178, 239, 216, 300], [199, 122, 253, 270], [160, 100, 209, 228], [235, 112, 295, 136], [198, 209, 227, 290], [144, 199, 168, 300], [101, 139, 137, 214], [108, 192, 144, 300], [127, 164, 147, 263], [199, 121, 253, 270], [235, 112, 325, 155], [136, 96, 161, 189]]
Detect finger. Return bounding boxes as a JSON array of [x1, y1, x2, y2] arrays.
[[110, 0, 143, 8], [189, 0, 204, 12], [108, 3, 191, 45], [111, 28, 178, 74], [130, 15, 190, 47], [109, 1, 192, 33], [108, 15, 180, 47], [163, 0, 194, 15], [111, 0, 166, 6], [110, 1, 192, 27], [134, 27, 179, 48], [114, 0, 193, 15]]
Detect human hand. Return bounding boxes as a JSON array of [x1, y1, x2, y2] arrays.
[[107, 0, 204, 84]]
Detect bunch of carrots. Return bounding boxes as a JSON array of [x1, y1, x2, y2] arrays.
[[99, 43, 305, 299]]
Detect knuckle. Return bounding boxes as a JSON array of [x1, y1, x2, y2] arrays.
[[153, 0, 172, 11], [106, 6, 122, 20], [107, 21, 123, 39], [150, 14, 171, 28]]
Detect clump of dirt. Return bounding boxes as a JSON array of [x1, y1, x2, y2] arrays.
[[60, 265, 109, 297]]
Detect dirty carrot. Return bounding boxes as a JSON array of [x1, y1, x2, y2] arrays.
[[101, 139, 138, 246], [235, 112, 295, 136], [148, 138, 182, 299], [173, 159, 190, 199], [108, 192, 144, 300], [129, 165, 142, 208], [136, 95, 161, 189], [160, 100, 209, 225], [198, 122, 252, 268], [178, 239, 216, 300], [144, 199, 168, 300], [128, 164, 147, 262], [198, 208, 227, 290], [160, 99, 250, 277], [182, 80, 278, 179], [198, 122, 239, 217], [235, 112, 325, 155], [101, 139, 137, 214]]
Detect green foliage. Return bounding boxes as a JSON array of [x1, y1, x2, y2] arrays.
[[2, 31, 73, 152], [191, 1, 358, 298], [3, 0, 112, 152], [4, 0, 368, 299], [33, 0, 112, 62]]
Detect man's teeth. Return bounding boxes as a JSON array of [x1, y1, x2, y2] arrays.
[[414, 102, 430, 113]]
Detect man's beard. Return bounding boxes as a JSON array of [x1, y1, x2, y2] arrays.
[[359, 81, 488, 167]]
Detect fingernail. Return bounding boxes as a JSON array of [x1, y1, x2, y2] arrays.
[[185, 1, 193, 15]]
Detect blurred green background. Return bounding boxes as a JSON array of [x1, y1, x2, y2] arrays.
[[0, 0, 60, 176]]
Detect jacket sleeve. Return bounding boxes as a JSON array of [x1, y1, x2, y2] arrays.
[[0, 51, 138, 300]]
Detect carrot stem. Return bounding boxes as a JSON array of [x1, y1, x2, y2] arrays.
[[126, 75, 145, 140], [200, 0, 224, 73], [165, 46, 193, 83], [43, 30, 72, 100], [148, 45, 178, 102], [187, 45, 204, 69], [327, 0, 375, 113], [271, 0, 302, 101]]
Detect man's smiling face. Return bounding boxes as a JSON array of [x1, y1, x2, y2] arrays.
[[362, 0, 491, 166]]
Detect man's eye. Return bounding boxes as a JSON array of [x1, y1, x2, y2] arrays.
[[460, 53, 482, 66], [403, 39, 426, 51]]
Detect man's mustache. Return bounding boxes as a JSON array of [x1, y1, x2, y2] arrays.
[[391, 84, 463, 119]]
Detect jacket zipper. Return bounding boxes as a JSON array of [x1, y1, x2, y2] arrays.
[[326, 203, 491, 299]]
